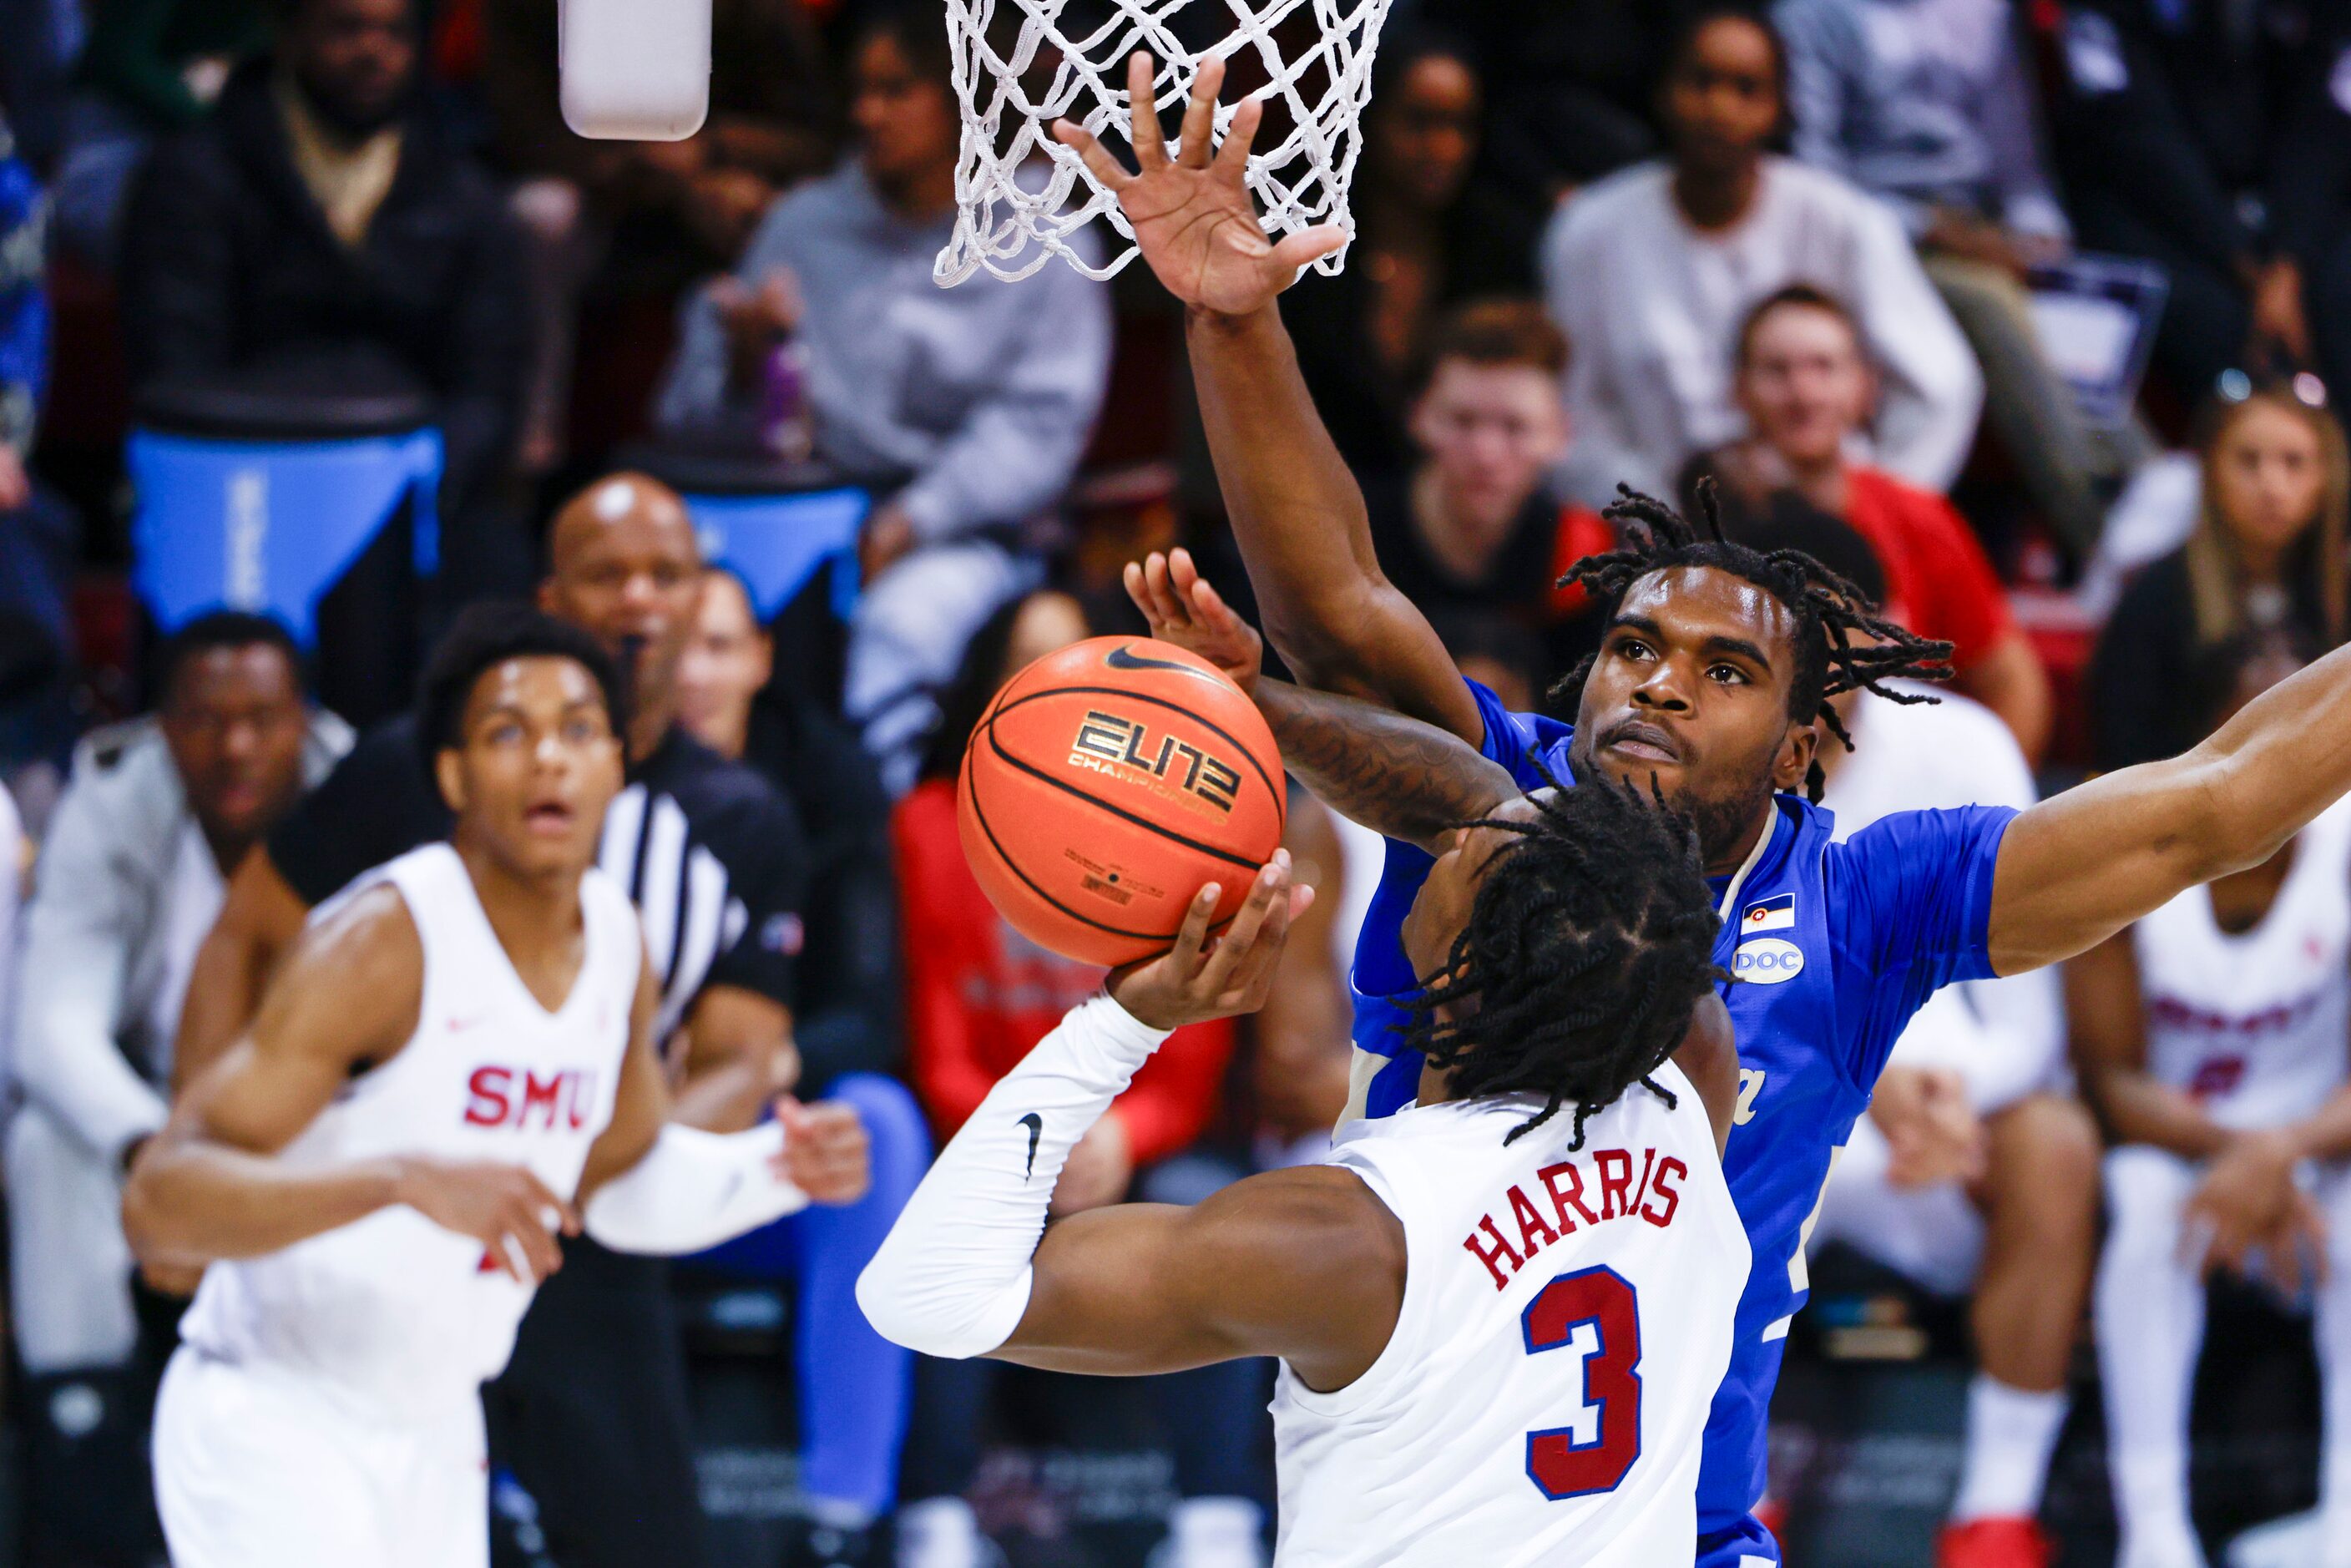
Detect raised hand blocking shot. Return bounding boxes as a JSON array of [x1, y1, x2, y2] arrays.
[[1051, 56, 1348, 316]]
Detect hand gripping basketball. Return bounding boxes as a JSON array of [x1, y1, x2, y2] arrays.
[[958, 636, 1287, 967], [1110, 851, 1313, 1030], [1054, 55, 1347, 319]]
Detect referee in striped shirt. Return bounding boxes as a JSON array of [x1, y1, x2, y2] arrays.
[[174, 474, 865, 1568]]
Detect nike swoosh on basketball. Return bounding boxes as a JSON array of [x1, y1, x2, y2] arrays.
[[1102, 645, 1196, 675], [1019, 1112, 1044, 1178]]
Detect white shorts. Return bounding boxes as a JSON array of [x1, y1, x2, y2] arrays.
[[1813, 1110, 1984, 1297], [153, 1347, 489, 1568]]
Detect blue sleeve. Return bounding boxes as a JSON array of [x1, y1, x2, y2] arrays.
[[1823, 804, 2018, 1087], [1347, 679, 1576, 1007], [1465, 678, 1576, 792]]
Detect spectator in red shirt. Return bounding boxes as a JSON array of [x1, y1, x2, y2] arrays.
[[1696, 283, 2055, 760], [892, 587, 1264, 1568]]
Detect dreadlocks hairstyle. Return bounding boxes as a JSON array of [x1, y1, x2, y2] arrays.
[[1402, 771, 1726, 1149], [1551, 484, 1956, 802]]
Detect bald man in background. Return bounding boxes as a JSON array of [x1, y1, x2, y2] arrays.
[[173, 474, 874, 1567]]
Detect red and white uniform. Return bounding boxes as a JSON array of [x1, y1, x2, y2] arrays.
[[155, 843, 640, 1568], [1271, 1070, 1748, 1566], [2099, 797, 2351, 1568], [2132, 796, 2351, 1126]]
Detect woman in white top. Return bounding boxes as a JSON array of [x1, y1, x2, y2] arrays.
[[1542, 8, 1980, 508]]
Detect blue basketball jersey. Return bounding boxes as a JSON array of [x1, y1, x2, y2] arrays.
[[1347, 681, 2015, 1560]]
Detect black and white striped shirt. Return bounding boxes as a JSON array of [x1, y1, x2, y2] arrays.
[[269, 717, 806, 1031]]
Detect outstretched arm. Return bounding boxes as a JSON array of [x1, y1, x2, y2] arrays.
[[859, 857, 1402, 1392], [1058, 57, 1481, 743], [1261, 680, 1520, 851], [1991, 643, 2351, 974], [1128, 550, 1517, 849]]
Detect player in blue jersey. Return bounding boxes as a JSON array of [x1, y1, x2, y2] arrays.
[[1059, 53, 2351, 1568]]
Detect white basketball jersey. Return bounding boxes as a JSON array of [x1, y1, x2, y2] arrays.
[[2133, 796, 2351, 1130], [1271, 1066, 1748, 1567], [179, 844, 640, 1419]]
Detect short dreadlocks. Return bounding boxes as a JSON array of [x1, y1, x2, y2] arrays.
[[1402, 774, 1726, 1149], [1553, 486, 1956, 802]]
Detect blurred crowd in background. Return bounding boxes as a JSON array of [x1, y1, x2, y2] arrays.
[[3, 0, 2351, 1564]]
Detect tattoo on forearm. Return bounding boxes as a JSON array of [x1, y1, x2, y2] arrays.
[[1258, 680, 1517, 847]]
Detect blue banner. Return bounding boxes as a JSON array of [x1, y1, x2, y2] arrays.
[[129, 427, 443, 646], [681, 486, 870, 625]]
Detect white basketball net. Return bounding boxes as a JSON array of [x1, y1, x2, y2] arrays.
[[935, 0, 1396, 286]]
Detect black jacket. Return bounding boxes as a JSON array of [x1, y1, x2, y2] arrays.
[[118, 60, 525, 495], [738, 690, 902, 1094], [2089, 544, 2338, 771], [2055, 0, 2351, 271]]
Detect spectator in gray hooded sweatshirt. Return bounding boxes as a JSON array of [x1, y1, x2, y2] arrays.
[[1774, 0, 2141, 554], [655, 1, 1111, 794]]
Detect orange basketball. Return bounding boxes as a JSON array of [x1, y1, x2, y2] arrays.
[[957, 636, 1287, 967]]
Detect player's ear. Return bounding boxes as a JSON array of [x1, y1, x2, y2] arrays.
[[434, 747, 469, 815], [1771, 718, 1818, 793]]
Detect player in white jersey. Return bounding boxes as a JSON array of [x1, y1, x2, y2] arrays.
[[2071, 645, 2351, 1568], [859, 770, 1749, 1565], [121, 606, 871, 1568]]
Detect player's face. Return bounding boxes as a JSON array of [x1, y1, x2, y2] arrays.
[[1736, 306, 1873, 468], [2210, 398, 2328, 562], [160, 644, 311, 848], [1408, 361, 1569, 535], [542, 484, 704, 721], [674, 572, 771, 757], [1664, 18, 1781, 179], [1566, 567, 1815, 871], [1401, 795, 1541, 995], [440, 657, 624, 881]]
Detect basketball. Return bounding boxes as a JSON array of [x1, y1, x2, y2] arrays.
[[956, 636, 1287, 968]]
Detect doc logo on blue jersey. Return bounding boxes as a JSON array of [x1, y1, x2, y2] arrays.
[[1731, 938, 1805, 984]]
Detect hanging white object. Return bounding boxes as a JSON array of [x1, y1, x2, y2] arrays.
[[936, 0, 1395, 286], [559, 0, 710, 141]]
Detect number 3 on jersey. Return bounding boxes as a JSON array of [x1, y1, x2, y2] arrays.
[[1521, 1267, 1642, 1499]]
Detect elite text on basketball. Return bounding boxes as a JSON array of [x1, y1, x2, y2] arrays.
[[1069, 710, 1243, 816]]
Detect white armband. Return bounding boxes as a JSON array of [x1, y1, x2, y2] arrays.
[[857, 994, 1169, 1359], [584, 1121, 807, 1255]]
